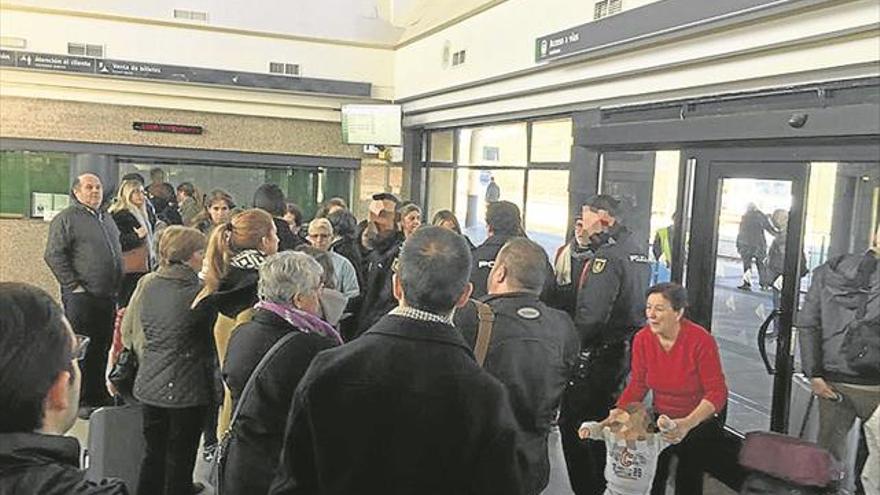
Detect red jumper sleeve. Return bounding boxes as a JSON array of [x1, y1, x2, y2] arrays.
[[696, 331, 728, 413]]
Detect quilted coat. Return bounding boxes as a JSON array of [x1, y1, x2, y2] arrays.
[[133, 263, 215, 408]]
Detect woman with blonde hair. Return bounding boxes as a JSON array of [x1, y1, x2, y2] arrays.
[[192, 208, 278, 437], [110, 179, 156, 307]]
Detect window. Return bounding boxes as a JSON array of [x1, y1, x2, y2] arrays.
[[173, 9, 208, 22], [531, 118, 572, 163], [458, 123, 527, 167], [422, 118, 573, 255], [429, 131, 454, 163], [118, 161, 345, 220], [525, 169, 570, 255], [0, 151, 71, 217], [594, 0, 622, 19], [270, 62, 301, 75], [482, 146, 500, 162], [68, 43, 104, 58]]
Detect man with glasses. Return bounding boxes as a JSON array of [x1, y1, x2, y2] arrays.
[[0, 282, 128, 494]]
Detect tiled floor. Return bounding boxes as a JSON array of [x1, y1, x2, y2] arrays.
[[71, 417, 736, 495]]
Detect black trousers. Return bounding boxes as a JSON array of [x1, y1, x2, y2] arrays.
[[62, 291, 116, 407], [650, 413, 744, 494], [559, 342, 630, 495], [138, 404, 206, 495]]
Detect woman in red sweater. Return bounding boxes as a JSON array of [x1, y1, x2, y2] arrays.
[[606, 282, 730, 494]]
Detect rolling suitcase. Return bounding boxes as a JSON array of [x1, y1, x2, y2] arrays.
[[85, 404, 144, 495]]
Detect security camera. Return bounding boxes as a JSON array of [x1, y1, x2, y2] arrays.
[[788, 113, 808, 128]]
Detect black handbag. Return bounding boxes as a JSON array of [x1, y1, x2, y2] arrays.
[[108, 348, 139, 399], [211, 331, 298, 495]]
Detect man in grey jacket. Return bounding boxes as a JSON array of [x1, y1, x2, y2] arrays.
[[44, 173, 123, 417], [798, 225, 879, 493]]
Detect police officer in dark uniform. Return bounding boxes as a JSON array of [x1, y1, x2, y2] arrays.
[[456, 237, 579, 495], [559, 194, 651, 495], [469, 201, 526, 299]]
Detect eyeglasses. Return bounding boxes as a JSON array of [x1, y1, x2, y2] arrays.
[[73, 334, 90, 361]]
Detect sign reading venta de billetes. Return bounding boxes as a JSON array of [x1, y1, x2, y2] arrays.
[[0, 49, 371, 97]]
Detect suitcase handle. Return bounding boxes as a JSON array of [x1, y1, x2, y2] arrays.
[[757, 309, 781, 375]]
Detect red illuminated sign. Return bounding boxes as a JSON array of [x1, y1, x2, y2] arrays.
[[132, 122, 203, 135]]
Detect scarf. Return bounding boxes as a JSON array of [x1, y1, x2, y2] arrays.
[[255, 300, 344, 345], [129, 206, 156, 268], [230, 249, 267, 270]]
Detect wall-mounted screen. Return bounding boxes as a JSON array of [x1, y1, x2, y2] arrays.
[[341, 104, 402, 146]]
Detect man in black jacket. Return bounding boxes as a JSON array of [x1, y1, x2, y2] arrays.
[[270, 227, 526, 495], [456, 237, 579, 495], [353, 192, 404, 338], [470, 200, 525, 299], [44, 173, 123, 416], [0, 282, 128, 494], [560, 194, 651, 495]]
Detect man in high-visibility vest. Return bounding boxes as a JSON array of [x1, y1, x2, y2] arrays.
[[651, 212, 678, 268]]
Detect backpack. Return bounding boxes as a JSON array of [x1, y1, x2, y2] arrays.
[[840, 316, 880, 376]]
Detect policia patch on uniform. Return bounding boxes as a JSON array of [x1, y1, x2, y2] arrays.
[[517, 307, 541, 320], [592, 258, 607, 274]]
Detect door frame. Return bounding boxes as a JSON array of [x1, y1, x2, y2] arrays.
[[686, 151, 807, 433], [682, 143, 880, 433]]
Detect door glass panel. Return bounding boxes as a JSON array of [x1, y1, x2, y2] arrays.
[[712, 178, 793, 433], [454, 168, 525, 246], [426, 168, 455, 220], [525, 169, 569, 257], [601, 150, 680, 282]]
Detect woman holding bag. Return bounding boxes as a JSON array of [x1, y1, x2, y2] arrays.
[[110, 179, 156, 307]]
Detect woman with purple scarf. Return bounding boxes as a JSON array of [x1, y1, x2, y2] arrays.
[[221, 251, 342, 494]]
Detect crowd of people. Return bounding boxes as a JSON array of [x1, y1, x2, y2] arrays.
[[0, 166, 877, 495]]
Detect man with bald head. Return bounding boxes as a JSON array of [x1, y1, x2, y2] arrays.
[[45, 173, 123, 417]]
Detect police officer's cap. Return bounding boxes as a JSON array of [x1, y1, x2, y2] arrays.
[[584, 194, 621, 217]]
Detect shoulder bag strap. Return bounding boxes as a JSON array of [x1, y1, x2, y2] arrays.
[[471, 299, 495, 367], [227, 331, 298, 429]]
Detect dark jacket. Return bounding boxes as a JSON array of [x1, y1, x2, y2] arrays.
[[134, 264, 215, 407], [470, 234, 514, 299], [471, 234, 555, 301], [736, 208, 775, 256], [111, 209, 152, 306], [269, 314, 527, 495], [0, 433, 128, 494], [275, 217, 305, 252], [798, 251, 880, 385], [205, 266, 260, 319], [44, 201, 123, 298], [330, 236, 365, 290], [574, 223, 651, 347], [455, 292, 579, 494], [355, 231, 403, 337], [221, 309, 337, 494]]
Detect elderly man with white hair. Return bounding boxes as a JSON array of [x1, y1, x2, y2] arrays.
[[307, 217, 360, 299], [221, 251, 343, 495]]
